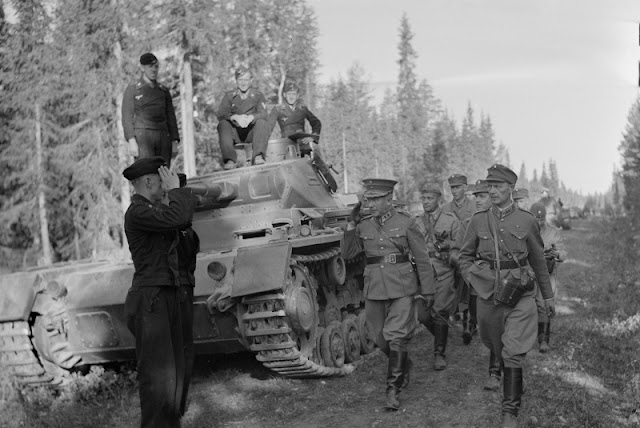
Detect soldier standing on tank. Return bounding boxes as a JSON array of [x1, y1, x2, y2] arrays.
[[217, 66, 270, 169], [267, 82, 321, 157], [529, 202, 566, 354], [122, 157, 195, 428], [342, 178, 436, 411], [458, 164, 556, 428], [122, 53, 180, 168], [415, 183, 460, 370]]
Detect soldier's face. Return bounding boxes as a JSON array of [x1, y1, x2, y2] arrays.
[[236, 72, 252, 92], [450, 184, 466, 200], [488, 182, 512, 208], [141, 62, 159, 81], [475, 193, 491, 211], [145, 174, 164, 202], [421, 192, 440, 213], [367, 195, 392, 216], [535, 215, 545, 228], [284, 90, 298, 105]]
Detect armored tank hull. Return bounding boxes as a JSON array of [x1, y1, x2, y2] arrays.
[[0, 140, 373, 385]]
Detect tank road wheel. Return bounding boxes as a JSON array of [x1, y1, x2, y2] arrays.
[[321, 322, 345, 368], [357, 311, 376, 354], [285, 265, 319, 357], [325, 255, 346, 286], [341, 317, 361, 363]]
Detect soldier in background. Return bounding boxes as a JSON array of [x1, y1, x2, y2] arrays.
[[415, 183, 460, 370], [513, 188, 530, 211], [268, 82, 322, 157], [442, 174, 475, 221], [342, 178, 435, 410], [458, 164, 555, 428], [530, 202, 567, 353], [216, 66, 270, 169], [122, 53, 180, 168]]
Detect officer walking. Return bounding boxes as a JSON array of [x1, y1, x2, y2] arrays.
[[217, 66, 270, 169], [415, 183, 460, 370], [268, 82, 321, 157], [458, 164, 555, 428], [122, 53, 180, 168], [122, 157, 195, 428], [342, 178, 435, 410], [530, 202, 566, 353]]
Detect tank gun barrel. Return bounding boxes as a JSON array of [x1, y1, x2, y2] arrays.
[[188, 182, 238, 202]]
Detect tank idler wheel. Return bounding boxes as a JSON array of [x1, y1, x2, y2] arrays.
[[357, 311, 376, 355], [320, 322, 345, 368], [312, 327, 325, 365], [341, 317, 361, 363], [325, 255, 346, 286]]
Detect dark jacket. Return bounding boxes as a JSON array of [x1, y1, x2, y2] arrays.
[[268, 100, 321, 142], [216, 88, 267, 123], [125, 189, 194, 287], [122, 76, 180, 141], [178, 227, 200, 286]]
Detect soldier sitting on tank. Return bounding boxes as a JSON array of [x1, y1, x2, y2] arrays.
[[216, 66, 270, 170], [267, 82, 321, 157]]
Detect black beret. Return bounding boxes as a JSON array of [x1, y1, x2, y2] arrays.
[[123, 156, 166, 181], [140, 53, 158, 65]]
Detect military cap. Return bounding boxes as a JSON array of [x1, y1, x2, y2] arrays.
[[447, 174, 467, 186], [122, 156, 166, 181], [177, 173, 187, 188], [486, 164, 518, 185], [472, 179, 489, 195], [283, 82, 299, 93], [362, 178, 396, 198], [529, 202, 547, 218], [513, 188, 529, 200], [139, 53, 158, 66], [421, 183, 442, 195], [235, 66, 251, 79]]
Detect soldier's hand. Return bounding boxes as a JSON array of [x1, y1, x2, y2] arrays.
[[545, 298, 556, 319], [449, 252, 459, 269], [415, 294, 435, 311], [171, 140, 179, 157], [301, 137, 314, 145], [349, 201, 363, 225], [128, 138, 138, 158], [158, 166, 179, 191]]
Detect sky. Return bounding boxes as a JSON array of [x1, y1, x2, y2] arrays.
[[309, 0, 640, 194]]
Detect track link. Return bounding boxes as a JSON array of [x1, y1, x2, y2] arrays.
[[0, 321, 58, 385]]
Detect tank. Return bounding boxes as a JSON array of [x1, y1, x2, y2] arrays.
[[0, 139, 374, 385]]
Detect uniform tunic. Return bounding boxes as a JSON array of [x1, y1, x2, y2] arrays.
[[216, 88, 270, 162], [267, 99, 322, 151], [122, 77, 179, 167], [342, 208, 435, 347], [442, 196, 476, 222], [415, 208, 460, 318], [458, 203, 553, 367], [124, 188, 194, 428], [534, 223, 567, 322]]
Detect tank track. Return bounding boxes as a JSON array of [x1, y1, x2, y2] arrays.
[[241, 247, 357, 378], [0, 321, 57, 385]]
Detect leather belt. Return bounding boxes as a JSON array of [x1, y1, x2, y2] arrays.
[[367, 254, 409, 264], [480, 258, 528, 270]]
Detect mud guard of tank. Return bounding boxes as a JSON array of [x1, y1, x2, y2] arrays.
[[0, 274, 39, 322], [230, 241, 292, 298]]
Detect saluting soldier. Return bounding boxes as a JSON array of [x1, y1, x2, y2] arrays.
[[458, 164, 556, 428], [442, 174, 475, 222], [342, 178, 436, 411], [268, 82, 322, 157], [415, 183, 460, 370], [122, 53, 180, 168], [530, 202, 567, 353], [217, 66, 270, 169], [122, 157, 195, 428]]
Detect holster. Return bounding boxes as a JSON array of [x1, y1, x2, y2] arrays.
[[494, 267, 535, 307]]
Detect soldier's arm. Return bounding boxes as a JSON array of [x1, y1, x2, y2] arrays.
[[458, 216, 480, 282], [250, 93, 267, 122], [165, 90, 180, 141], [553, 230, 567, 262], [341, 225, 364, 260], [407, 220, 436, 295], [305, 107, 322, 142], [121, 84, 136, 141], [527, 221, 553, 299], [216, 93, 233, 121], [127, 189, 195, 232]]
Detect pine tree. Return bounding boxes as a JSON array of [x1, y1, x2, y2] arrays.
[[619, 96, 640, 219]]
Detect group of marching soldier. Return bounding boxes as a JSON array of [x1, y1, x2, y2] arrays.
[[343, 166, 567, 428]]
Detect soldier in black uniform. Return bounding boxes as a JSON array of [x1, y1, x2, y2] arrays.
[[268, 82, 321, 156], [122, 53, 180, 168], [217, 67, 270, 169], [342, 179, 436, 410], [123, 157, 195, 428]]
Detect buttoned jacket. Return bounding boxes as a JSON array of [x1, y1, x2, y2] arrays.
[[416, 208, 460, 280], [216, 88, 267, 123], [122, 76, 180, 141], [442, 196, 475, 222]]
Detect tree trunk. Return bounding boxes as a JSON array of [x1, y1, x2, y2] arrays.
[[35, 102, 52, 265], [342, 131, 348, 193], [180, 52, 196, 177], [278, 64, 286, 105]]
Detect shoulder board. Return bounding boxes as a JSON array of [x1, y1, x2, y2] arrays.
[[361, 214, 373, 221]]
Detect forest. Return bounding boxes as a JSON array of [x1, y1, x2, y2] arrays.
[[0, 0, 602, 270]]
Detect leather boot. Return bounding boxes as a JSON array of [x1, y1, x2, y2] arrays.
[[433, 323, 448, 371], [462, 309, 472, 345], [468, 295, 478, 338], [539, 322, 550, 353], [401, 357, 412, 390], [385, 350, 405, 410], [484, 350, 502, 391], [501, 367, 523, 427]]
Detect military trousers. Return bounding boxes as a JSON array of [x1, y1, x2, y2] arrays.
[[179, 285, 194, 416], [218, 118, 270, 163], [125, 286, 191, 428], [476, 292, 537, 368], [366, 296, 415, 352], [135, 127, 173, 168]]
